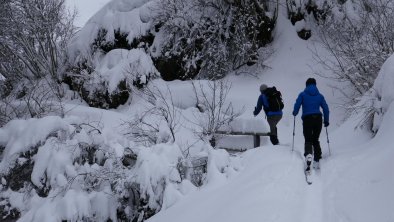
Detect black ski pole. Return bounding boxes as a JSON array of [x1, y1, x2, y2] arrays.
[[292, 116, 295, 152], [325, 127, 331, 156]]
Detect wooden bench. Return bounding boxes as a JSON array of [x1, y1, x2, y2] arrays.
[[215, 130, 271, 148]]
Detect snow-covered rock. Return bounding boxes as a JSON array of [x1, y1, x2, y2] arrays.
[[0, 116, 73, 174], [66, 0, 158, 109], [68, 0, 155, 61]]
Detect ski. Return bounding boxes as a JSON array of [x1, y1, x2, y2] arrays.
[[304, 154, 313, 185], [305, 166, 312, 185]]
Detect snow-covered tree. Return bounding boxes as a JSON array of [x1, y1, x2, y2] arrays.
[[0, 0, 75, 83], [0, 0, 75, 125], [315, 0, 394, 100]]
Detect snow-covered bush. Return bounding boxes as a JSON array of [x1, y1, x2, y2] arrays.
[[91, 28, 155, 55], [65, 48, 159, 109], [286, 0, 330, 24], [0, 116, 188, 221], [152, 0, 277, 80], [285, 0, 330, 39]]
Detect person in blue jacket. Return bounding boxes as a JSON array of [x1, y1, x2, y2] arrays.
[[253, 84, 283, 145], [292, 78, 329, 168]]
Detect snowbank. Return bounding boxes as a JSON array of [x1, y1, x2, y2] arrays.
[[366, 53, 394, 131], [94, 48, 159, 93], [133, 143, 183, 209], [322, 102, 394, 222], [372, 54, 394, 113]]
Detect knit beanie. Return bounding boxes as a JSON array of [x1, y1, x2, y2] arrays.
[[306, 78, 316, 86], [260, 84, 268, 92]]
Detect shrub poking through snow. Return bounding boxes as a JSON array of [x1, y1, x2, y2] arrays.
[[190, 80, 243, 147]]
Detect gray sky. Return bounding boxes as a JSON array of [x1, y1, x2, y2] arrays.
[[66, 0, 111, 27]]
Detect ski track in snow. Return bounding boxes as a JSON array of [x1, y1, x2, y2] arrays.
[[302, 168, 323, 222]]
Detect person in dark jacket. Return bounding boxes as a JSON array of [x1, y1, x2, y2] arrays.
[[254, 84, 283, 145], [292, 78, 329, 168]]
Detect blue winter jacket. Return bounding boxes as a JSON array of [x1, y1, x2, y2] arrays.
[[292, 84, 329, 122], [254, 93, 283, 116]]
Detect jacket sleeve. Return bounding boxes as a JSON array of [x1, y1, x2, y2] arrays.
[[320, 95, 330, 123], [254, 95, 264, 115], [262, 94, 269, 113], [293, 93, 303, 116]]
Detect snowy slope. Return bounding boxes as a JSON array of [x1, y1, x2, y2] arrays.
[[221, 11, 344, 153]]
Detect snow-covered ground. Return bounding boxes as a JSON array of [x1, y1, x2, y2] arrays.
[[1, 1, 394, 222]]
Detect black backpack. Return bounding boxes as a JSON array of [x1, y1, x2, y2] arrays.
[[264, 87, 284, 112]]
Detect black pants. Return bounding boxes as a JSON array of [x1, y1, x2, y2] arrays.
[[303, 114, 322, 161], [267, 115, 282, 145]]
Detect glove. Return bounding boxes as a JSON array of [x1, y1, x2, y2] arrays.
[[324, 121, 329, 127], [292, 111, 297, 116], [253, 107, 258, 116]]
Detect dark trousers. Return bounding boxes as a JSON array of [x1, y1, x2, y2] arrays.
[[267, 115, 282, 145], [303, 114, 322, 161]]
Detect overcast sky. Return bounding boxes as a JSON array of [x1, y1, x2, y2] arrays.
[[66, 0, 112, 27]]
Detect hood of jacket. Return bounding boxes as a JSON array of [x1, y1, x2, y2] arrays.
[[304, 84, 319, 96]]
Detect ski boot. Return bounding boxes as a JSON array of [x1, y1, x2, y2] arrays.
[[313, 160, 320, 169], [305, 154, 313, 174]]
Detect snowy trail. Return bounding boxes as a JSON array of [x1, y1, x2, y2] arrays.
[[302, 169, 324, 222], [147, 146, 332, 222]]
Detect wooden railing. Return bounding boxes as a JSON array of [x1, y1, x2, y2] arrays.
[[215, 130, 271, 148]]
